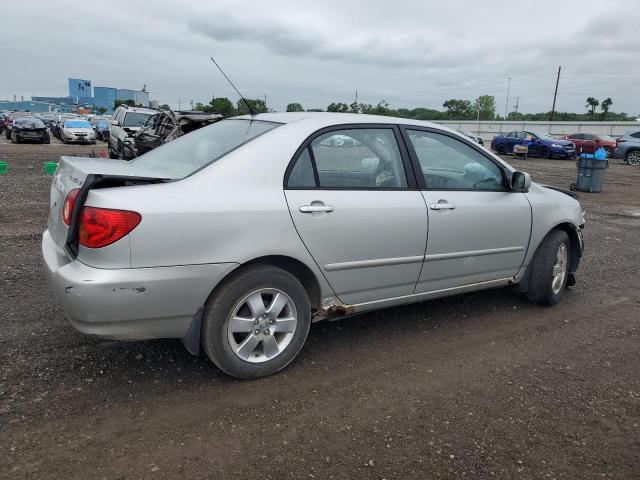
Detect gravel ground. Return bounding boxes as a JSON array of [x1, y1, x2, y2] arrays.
[[1, 137, 639, 479]]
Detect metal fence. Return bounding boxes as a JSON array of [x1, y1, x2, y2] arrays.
[[434, 120, 639, 142]]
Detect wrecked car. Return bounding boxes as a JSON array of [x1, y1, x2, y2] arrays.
[[123, 110, 222, 158], [42, 113, 584, 379]]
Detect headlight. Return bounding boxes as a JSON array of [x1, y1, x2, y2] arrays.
[[550, 143, 563, 148]]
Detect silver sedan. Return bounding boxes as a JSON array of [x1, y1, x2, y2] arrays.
[[43, 113, 585, 378]]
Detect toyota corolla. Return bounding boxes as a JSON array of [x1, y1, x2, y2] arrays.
[[43, 113, 585, 378]]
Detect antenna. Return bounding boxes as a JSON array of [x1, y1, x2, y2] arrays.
[[210, 57, 257, 116]]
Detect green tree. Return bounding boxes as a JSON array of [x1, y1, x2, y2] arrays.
[[473, 95, 496, 120], [114, 99, 136, 109], [585, 97, 599, 117], [286, 102, 305, 112], [159, 104, 171, 110], [209, 97, 235, 117], [306, 108, 324, 112], [442, 99, 473, 119], [600, 97, 613, 120], [236, 98, 268, 115], [94, 106, 107, 115], [326, 102, 349, 113]]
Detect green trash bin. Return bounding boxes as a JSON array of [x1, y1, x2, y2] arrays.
[[570, 158, 608, 193]]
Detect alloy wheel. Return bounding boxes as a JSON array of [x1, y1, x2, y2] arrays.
[[627, 151, 640, 166], [227, 289, 298, 363], [551, 243, 568, 295]]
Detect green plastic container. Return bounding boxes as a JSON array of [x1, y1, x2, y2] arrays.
[[43, 162, 58, 175], [0, 161, 7, 174]]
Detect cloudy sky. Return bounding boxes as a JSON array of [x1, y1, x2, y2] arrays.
[[2, 0, 639, 115]]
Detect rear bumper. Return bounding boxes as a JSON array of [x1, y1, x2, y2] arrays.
[[42, 230, 238, 340]]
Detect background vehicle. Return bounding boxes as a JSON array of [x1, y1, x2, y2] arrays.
[[43, 113, 584, 379], [51, 113, 79, 140], [457, 129, 484, 145], [10, 117, 50, 144], [131, 110, 222, 156], [93, 119, 110, 141], [613, 129, 640, 165], [491, 131, 576, 159], [108, 106, 157, 159], [61, 119, 96, 144], [563, 133, 616, 157]]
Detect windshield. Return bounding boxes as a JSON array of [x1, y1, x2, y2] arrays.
[[123, 112, 153, 127], [64, 120, 91, 128], [97, 120, 109, 128], [529, 131, 553, 140], [131, 119, 280, 179], [15, 118, 45, 128], [599, 135, 616, 142]]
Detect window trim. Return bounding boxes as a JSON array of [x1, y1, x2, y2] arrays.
[[284, 124, 418, 191], [399, 125, 509, 192]]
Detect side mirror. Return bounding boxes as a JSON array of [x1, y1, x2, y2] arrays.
[[510, 171, 531, 191]]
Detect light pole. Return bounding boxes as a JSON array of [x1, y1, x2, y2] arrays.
[[504, 77, 512, 119]]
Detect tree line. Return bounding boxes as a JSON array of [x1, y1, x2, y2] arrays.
[[181, 95, 636, 122]]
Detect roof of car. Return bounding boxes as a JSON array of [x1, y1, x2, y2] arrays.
[[118, 106, 157, 115], [234, 112, 444, 129]]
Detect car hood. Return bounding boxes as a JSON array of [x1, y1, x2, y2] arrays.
[[544, 138, 573, 146], [63, 127, 94, 134]]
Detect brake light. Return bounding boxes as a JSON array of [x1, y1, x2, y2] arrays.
[[62, 188, 80, 226], [78, 207, 141, 248]]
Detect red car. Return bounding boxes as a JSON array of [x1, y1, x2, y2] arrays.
[[563, 133, 617, 157]]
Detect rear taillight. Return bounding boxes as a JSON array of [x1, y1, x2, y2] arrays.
[[62, 188, 80, 226], [78, 207, 141, 249]]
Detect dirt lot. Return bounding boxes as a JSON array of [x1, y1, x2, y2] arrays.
[[1, 137, 639, 479]]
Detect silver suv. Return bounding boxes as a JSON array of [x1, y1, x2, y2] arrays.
[[43, 113, 585, 379], [108, 105, 156, 159]]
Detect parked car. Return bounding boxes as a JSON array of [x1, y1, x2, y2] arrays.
[[562, 133, 617, 157], [612, 129, 640, 165], [94, 119, 110, 141], [491, 131, 576, 159], [43, 113, 584, 379], [10, 117, 50, 144], [457, 129, 484, 145], [61, 119, 96, 144], [4, 113, 21, 139], [108, 106, 157, 159], [51, 114, 79, 140]]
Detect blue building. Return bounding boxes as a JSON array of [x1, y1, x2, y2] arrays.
[[116, 89, 137, 102], [94, 87, 117, 114], [68, 78, 92, 99]]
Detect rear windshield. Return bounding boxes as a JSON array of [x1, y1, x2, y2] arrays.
[[131, 119, 280, 179], [64, 120, 91, 128], [123, 112, 153, 127]]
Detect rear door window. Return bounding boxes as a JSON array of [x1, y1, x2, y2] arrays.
[[309, 129, 407, 189]]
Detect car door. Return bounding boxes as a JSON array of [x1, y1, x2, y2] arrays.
[[284, 126, 428, 305], [568, 133, 584, 151], [503, 131, 519, 153], [402, 128, 532, 293]]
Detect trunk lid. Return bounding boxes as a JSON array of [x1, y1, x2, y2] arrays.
[[47, 156, 165, 254]]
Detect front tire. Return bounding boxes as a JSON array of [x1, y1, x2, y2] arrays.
[[625, 150, 640, 166], [202, 265, 311, 379], [526, 230, 570, 306], [496, 144, 506, 155]]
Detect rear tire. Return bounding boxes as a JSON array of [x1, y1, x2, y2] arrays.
[[526, 230, 570, 306], [202, 265, 311, 379]]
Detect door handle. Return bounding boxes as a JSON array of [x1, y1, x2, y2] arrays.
[[430, 202, 456, 210], [299, 204, 334, 213]]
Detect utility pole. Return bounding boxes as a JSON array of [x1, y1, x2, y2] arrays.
[[504, 77, 512, 119], [178, 96, 181, 110], [513, 97, 520, 114], [355, 89, 358, 104], [550, 66, 561, 122]]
